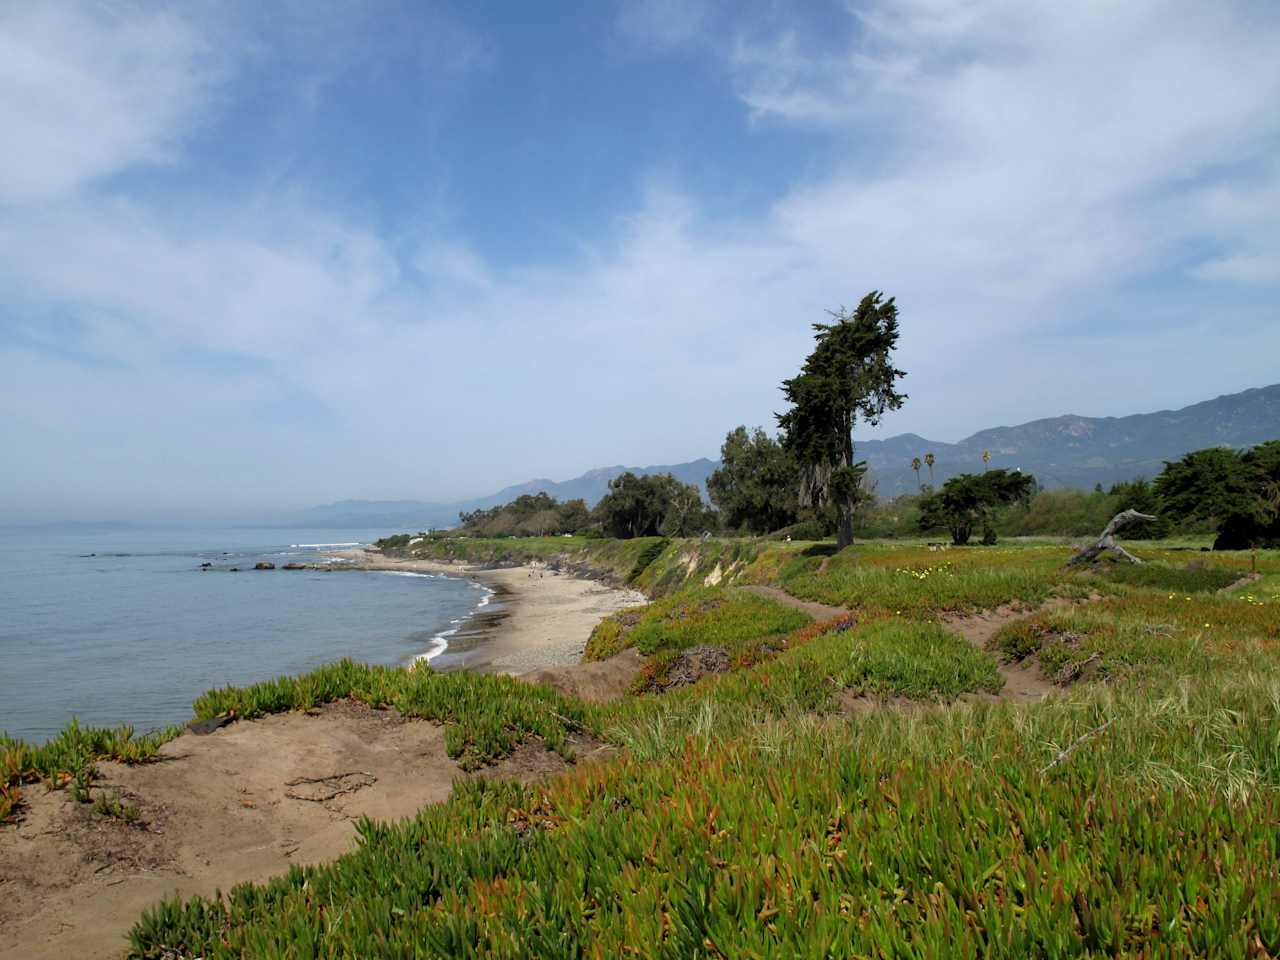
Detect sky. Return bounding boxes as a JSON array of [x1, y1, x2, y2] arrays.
[[2, 0, 1278, 522]]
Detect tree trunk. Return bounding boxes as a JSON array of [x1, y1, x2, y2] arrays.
[[836, 500, 854, 549], [1065, 510, 1158, 567]]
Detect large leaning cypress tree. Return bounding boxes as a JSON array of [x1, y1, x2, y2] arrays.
[[777, 291, 907, 549]]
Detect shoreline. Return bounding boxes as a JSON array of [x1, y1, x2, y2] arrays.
[[327, 548, 647, 674]]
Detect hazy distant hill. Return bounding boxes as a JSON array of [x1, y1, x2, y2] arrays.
[[300, 385, 1280, 527], [476, 459, 720, 509], [861, 383, 1280, 495], [299, 460, 719, 530]]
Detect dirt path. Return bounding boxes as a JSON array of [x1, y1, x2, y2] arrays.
[[0, 702, 580, 960], [738, 584, 850, 621], [744, 582, 1081, 705], [942, 598, 1087, 703]]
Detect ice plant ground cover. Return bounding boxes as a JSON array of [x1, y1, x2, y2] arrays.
[[5, 537, 1279, 955]]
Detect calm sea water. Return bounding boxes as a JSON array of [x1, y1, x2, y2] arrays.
[[0, 526, 490, 743]]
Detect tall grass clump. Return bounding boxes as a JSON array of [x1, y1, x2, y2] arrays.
[[1088, 558, 1242, 594], [772, 543, 1081, 614], [192, 659, 595, 770], [583, 586, 809, 662], [598, 617, 1004, 760], [1, 719, 179, 820]]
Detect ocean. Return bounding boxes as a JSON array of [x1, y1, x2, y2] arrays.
[[0, 526, 491, 743]]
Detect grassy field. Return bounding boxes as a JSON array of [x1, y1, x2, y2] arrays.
[[7, 536, 1280, 954]]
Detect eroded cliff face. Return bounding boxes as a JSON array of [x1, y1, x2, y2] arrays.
[[379, 535, 771, 598]]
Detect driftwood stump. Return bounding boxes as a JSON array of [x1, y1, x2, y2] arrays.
[[1066, 510, 1157, 567]]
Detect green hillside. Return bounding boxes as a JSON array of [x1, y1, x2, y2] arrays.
[[93, 534, 1280, 957]]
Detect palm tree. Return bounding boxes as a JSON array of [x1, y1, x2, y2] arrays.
[[982, 449, 991, 471], [924, 452, 935, 487], [911, 456, 922, 490]]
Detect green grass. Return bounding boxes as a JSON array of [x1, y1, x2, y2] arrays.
[[833, 619, 1003, 699], [94, 789, 141, 822], [1087, 558, 1243, 593], [583, 585, 810, 663], [762, 543, 1082, 615], [598, 617, 1003, 759], [626, 537, 669, 583], [1, 718, 180, 820], [193, 659, 596, 771], [16, 538, 1277, 956], [129, 670, 1280, 958], [384, 535, 772, 598]]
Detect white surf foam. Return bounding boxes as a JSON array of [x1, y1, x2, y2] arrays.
[[412, 580, 495, 664]]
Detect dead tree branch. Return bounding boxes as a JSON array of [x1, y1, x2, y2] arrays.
[[285, 771, 377, 802], [1066, 510, 1158, 567], [1040, 717, 1116, 774]]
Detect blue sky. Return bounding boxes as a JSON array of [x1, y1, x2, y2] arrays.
[[2, 0, 1278, 521]]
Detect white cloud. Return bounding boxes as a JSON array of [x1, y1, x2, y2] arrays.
[[3, 1, 1280, 518], [0, 2, 219, 204]]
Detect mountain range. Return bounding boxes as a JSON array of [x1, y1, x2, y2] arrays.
[[300, 384, 1280, 529]]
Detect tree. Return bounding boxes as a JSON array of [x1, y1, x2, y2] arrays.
[[457, 492, 593, 537], [593, 472, 715, 539], [707, 426, 800, 534], [777, 291, 907, 549], [556, 498, 591, 534], [924, 452, 935, 487], [1155, 442, 1280, 549], [918, 469, 1037, 545], [911, 456, 922, 490], [662, 482, 719, 537], [982, 450, 991, 471]]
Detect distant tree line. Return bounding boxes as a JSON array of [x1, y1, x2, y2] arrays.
[[446, 284, 1276, 549], [457, 493, 591, 538], [456, 438, 1277, 549], [455, 474, 715, 540]]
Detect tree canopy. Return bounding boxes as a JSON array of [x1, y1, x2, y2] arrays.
[[918, 469, 1037, 545], [593, 472, 717, 540], [777, 291, 906, 549], [458, 493, 591, 537], [1155, 441, 1280, 549], [707, 426, 800, 534]]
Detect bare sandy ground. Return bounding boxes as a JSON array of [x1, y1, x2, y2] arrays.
[[329, 548, 647, 674], [0, 701, 600, 960]]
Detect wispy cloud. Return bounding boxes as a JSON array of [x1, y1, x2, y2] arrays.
[[2, 1, 1278, 519], [0, 2, 219, 204]]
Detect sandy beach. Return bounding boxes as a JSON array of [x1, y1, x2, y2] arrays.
[[328, 548, 647, 674]]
